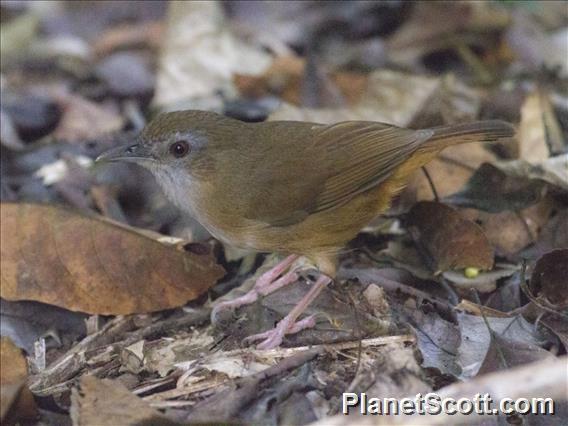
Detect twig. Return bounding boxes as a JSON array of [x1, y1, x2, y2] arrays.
[[421, 166, 440, 203]]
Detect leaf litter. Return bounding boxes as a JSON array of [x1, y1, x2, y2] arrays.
[[0, 1, 567, 425]]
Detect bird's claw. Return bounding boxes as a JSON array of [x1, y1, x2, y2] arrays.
[[244, 314, 317, 350]]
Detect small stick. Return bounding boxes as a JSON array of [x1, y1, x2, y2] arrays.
[[421, 166, 440, 202]]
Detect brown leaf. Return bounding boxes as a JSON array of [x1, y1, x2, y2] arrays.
[[70, 376, 175, 426], [406, 201, 494, 273], [92, 21, 164, 57], [0, 203, 225, 315], [51, 91, 124, 142], [530, 249, 568, 310], [0, 337, 37, 423], [458, 196, 554, 256], [234, 55, 368, 106]]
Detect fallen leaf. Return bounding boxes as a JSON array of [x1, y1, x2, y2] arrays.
[[0, 203, 225, 315], [70, 376, 175, 426], [51, 91, 124, 142], [444, 162, 546, 212], [493, 155, 568, 192], [405, 201, 494, 273], [269, 70, 440, 127], [443, 263, 519, 293], [529, 249, 568, 310], [525, 209, 568, 259], [0, 337, 37, 423], [402, 142, 498, 208], [457, 313, 550, 379], [92, 21, 164, 57], [234, 55, 368, 106], [518, 89, 552, 162], [409, 311, 461, 379], [477, 332, 555, 376], [458, 197, 555, 257], [153, 1, 271, 106]]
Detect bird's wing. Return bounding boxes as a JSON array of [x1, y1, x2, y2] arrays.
[[243, 121, 433, 227], [310, 121, 432, 212]]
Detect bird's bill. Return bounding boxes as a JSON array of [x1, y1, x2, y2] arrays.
[[96, 143, 154, 163]]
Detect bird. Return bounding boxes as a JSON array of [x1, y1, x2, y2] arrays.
[[97, 110, 514, 349]]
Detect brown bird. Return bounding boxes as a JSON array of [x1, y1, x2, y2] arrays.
[[97, 111, 514, 349]]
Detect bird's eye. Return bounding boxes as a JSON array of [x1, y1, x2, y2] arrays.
[[169, 140, 190, 158]]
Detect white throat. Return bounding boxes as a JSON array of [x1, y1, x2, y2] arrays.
[[149, 165, 199, 217]]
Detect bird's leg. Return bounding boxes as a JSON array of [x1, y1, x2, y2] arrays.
[[244, 274, 332, 350], [211, 254, 300, 322]]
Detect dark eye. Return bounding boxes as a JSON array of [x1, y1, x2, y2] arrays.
[[169, 140, 190, 158]]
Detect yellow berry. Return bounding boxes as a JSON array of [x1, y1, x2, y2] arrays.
[[464, 267, 480, 278]]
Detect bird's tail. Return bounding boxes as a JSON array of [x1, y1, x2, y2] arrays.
[[421, 120, 515, 151]]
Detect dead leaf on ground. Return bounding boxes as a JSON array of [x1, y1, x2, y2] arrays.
[[92, 21, 164, 57], [70, 376, 175, 426], [0, 203, 225, 315], [477, 332, 556, 376], [386, 1, 509, 68], [518, 89, 553, 162], [401, 134, 499, 208], [405, 201, 494, 273], [51, 91, 124, 142], [269, 70, 440, 127], [153, 1, 271, 107], [493, 155, 568, 192], [458, 196, 555, 257], [444, 162, 547, 212], [524, 208, 568, 259], [456, 313, 552, 379], [0, 337, 37, 424], [529, 249, 568, 310], [409, 310, 462, 379], [234, 55, 368, 106], [443, 263, 519, 293]]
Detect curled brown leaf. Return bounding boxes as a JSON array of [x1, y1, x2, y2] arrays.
[[0, 203, 225, 315]]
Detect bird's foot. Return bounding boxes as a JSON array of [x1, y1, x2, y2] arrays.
[[211, 255, 299, 323], [243, 274, 332, 349], [243, 315, 317, 350]]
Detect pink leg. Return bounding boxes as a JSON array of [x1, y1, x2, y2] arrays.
[[211, 255, 300, 322], [244, 274, 332, 350]]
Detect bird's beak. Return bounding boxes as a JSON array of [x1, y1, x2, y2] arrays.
[[96, 143, 154, 164]]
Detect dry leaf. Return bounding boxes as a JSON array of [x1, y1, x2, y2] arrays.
[[458, 196, 555, 256], [404, 142, 498, 206], [444, 162, 546, 213], [92, 21, 164, 57], [153, 1, 271, 106], [530, 249, 568, 310], [518, 89, 552, 163], [443, 263, 519, 293], [0, 203, 225, 315], [51, 92, 124, 142], [406, 201, 494, 273], [70, 376, 173, 426], [0, 337, 37, 423], [234, 55, 368, 106], [269, 70, 440, 127]]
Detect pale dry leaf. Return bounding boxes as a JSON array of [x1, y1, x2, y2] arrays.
[[457, 314, 548, 379], [153, 1, 271, 106], [70, 376, 173, 426], [269, 70, 440, 127], [51, 92, 124, 142], [519, 89, 551, 163]]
